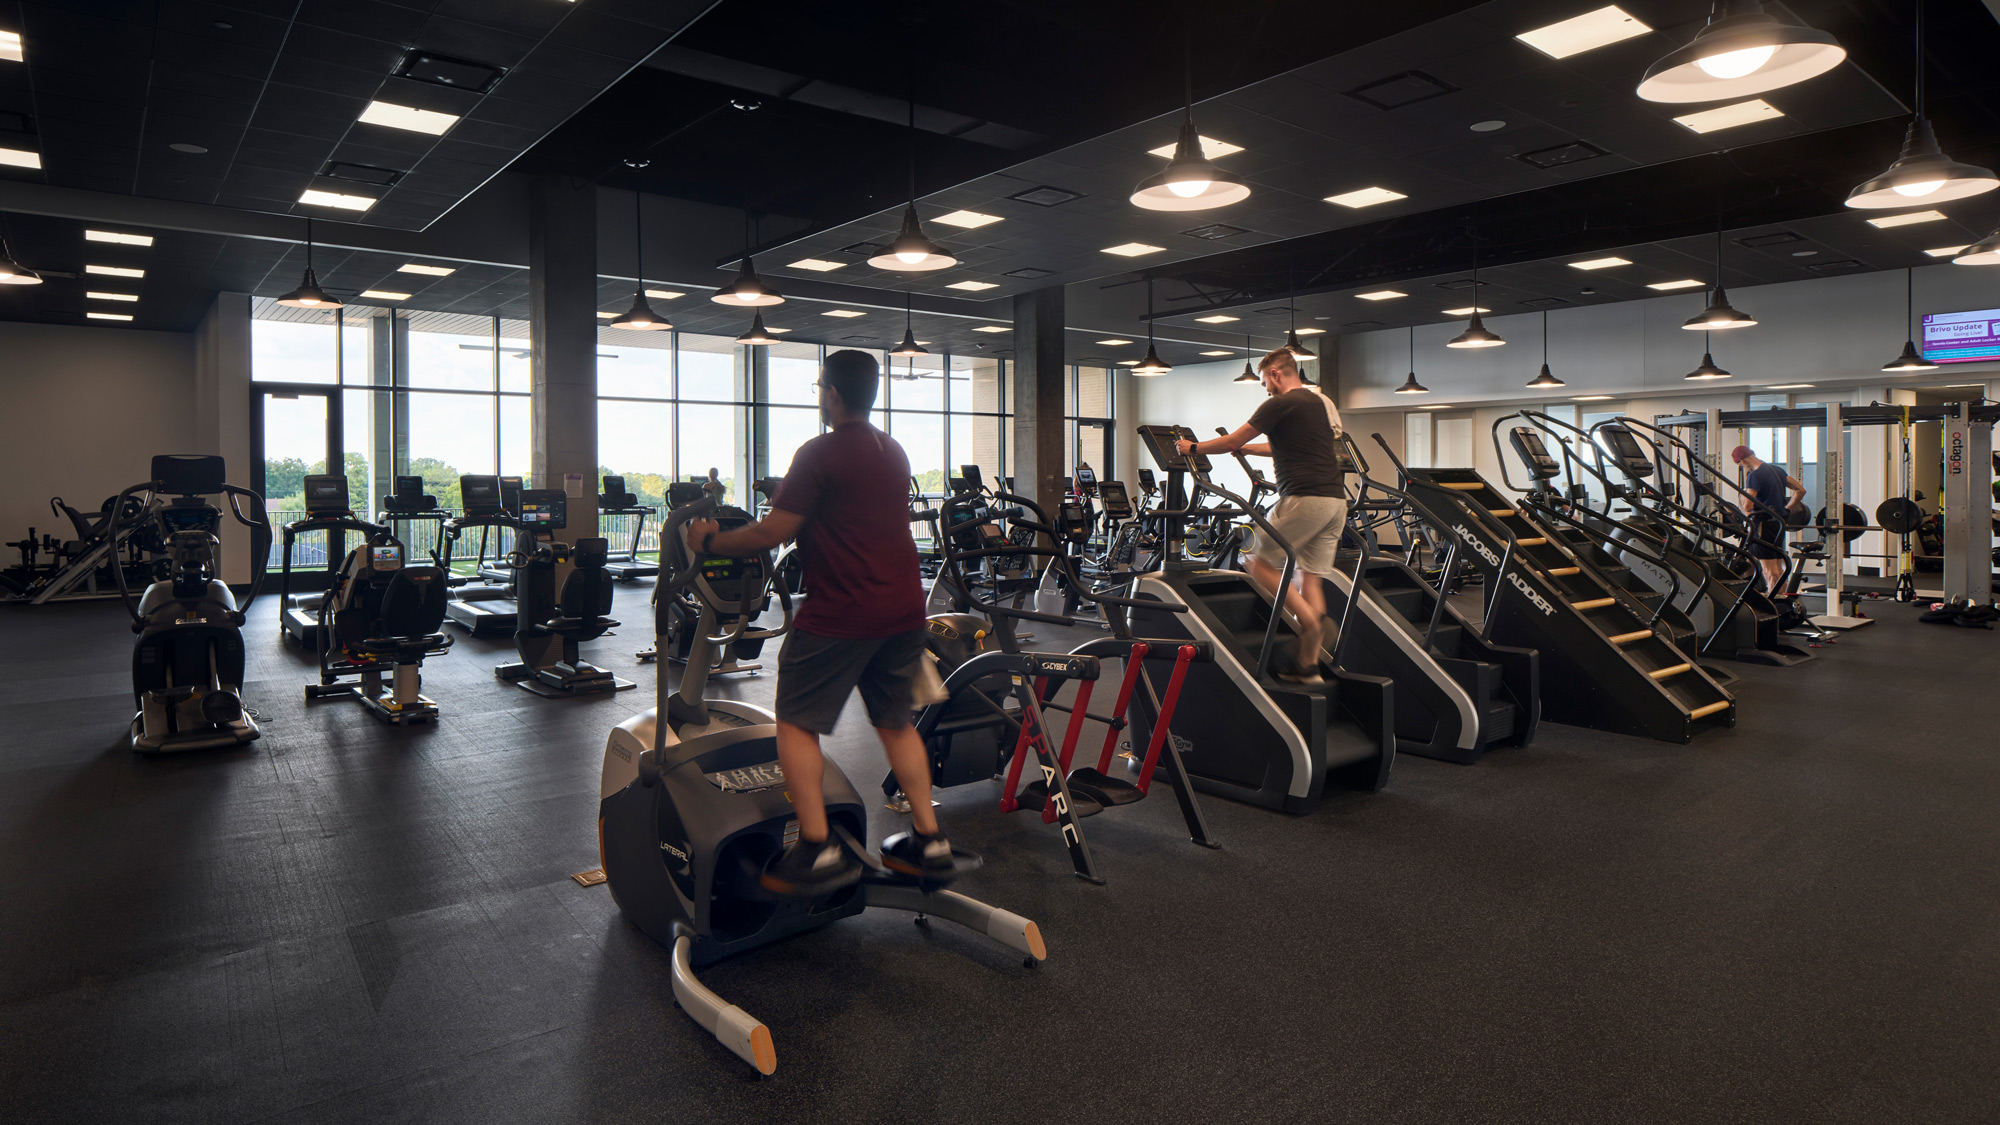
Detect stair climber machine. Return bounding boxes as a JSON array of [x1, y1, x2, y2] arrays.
[[278, 474, 378, 650], [1588, 419, 1813, 667], [891, 487, 1218, 883], [637, 490, 771, 675], [1314, 435, 1540, 764], [1373, 433, 1734, 744], [106, 454, 271, 754], [598, 476, 659, 582], [439, 474, 522, 637], [1494, 414, 1736, 685], [597, 496, 1045, 1076], [305, 519, 453, 724], [494, 489, 635, 698], [1124, 426, 1395, 813]]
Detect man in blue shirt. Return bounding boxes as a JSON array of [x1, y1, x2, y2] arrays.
[[1731, 444, 1806, 594]]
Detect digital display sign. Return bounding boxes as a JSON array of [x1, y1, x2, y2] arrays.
[[1921, 309, 2000, 365]]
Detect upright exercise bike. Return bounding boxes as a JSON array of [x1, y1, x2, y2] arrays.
[[596, 497, 1045, 1075], [494, 488, 635, 698], [107, 454, 271, 753]]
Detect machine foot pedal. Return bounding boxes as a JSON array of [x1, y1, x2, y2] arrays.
[[1013, 780, 1103, 818], [1064, 767, 1144, 807]]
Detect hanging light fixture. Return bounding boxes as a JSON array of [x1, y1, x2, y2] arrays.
[[277, 218, 341, 309], [889, 291, 929, 357], [1882, 267, 1938, 372], [1130, 28, 1249, 212], [1133, 277, 1173, 376], [1953, 225, 2000, 266], [1847, 1, 1998, 209], [1234, 333, 1261, 383], [1636, 0, 1846, 104], [1682, 229, 1757, 330], [0, 237, 42, 286], [1525, 311, 1566, 388], [1685, 333, 1733, 379], [735, 311, 778, 347], [610, 191, 670, 331], [1281, 268, 1316, 360], [1447, 248, 1504, 347], [712, 213, 785, 307], [868, 96, 958, 272], [1394, 326, 1428, 393]]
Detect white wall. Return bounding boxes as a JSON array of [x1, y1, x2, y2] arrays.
[[1131, 358, 1277, 500], [0, 320, 197, 564]]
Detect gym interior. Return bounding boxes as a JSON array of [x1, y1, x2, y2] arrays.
[[5, 1, 2000, 1121]]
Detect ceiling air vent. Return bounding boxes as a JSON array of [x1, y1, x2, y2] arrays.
[[1254, 305, 1292, 315], [0, 111, 33, 135], [1009, 185, 1082, 207], [838, 241, 876, 255], [1345, 70, 1459, 110], [1515, 141, 1610, 169], [396, 51, 505, 94], [322, 161, 404, 186], [1181, 222, 1249, 241], [1435, 279, 1479, 290], [1004, 267, 1054, 279], [1736, 231, 1804, 248], [1807, 258, 1864, 272], [1520, 297, 1569, 307]]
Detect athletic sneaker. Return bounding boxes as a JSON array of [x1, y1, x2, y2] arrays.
[[881, 830, 968, 882], [759, 838, 862, 898]]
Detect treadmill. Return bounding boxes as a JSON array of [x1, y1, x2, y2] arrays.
[[599, 476, 658, 581], [377, 475, 447, 572], [279, 475, 380, 649], [441, 474, 523, 637]]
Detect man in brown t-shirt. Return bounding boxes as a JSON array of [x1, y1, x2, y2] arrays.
[[687, 350, 960, 896]]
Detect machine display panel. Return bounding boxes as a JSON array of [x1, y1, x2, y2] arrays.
[[1922, 308, 2000, 364], [371, 544, 403, 569], [516, 489, 567, 530]]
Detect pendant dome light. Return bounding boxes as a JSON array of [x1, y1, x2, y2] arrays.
[[868, 94, 958, 272], [735, 311, 778, 347], [712, 213, 785, 307], [1953, 225, 2000, 266], [0, 234, 42, 286], [610, 191, 671, 331], [1281, 266, 1317, 360], [1636, 0, 1846, 104], [1133, 277, 1173, 376], [1848, 0, 1998, 209], [1131, 27, 1249, 213], [889, 291, 929, 357], [1394, 326, 1429, 393], [1682, 229, 1757, 330], [1525, 311, 1565, 388], [1234, 333, 1261, 383], [1447, 248, 1505, 347], [1684, 333, 1733, 379], [277, 218, 341, 309], [1882, 267, 1939, 372]]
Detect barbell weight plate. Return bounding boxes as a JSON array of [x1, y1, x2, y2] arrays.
[[1875, 497, 1924, 535]]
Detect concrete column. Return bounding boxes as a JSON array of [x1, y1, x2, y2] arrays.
[[528, 174, 597, 555], [1011, 285, 1066, 517], [194, 292, 252, 582]]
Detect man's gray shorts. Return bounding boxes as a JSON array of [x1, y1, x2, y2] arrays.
[[1249, 495, 1349, 578], [774, 627, 928, 734]]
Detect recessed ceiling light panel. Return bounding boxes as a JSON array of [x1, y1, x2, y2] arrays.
[[1573, 395, 1617, 401], [1516, 6, 1652, 59], [1200, 350, 1234, 356], [0, 145, 42, 169], [356, 100, 460, 136], [932, 210, 1003, 229], [1672, 98, 1784, 134], [1096, 338, 1132, 346], [398, 263, 455, 276], [1195, 314, 1239, 323], [85, 230, 153, 246], [1925, 245, 1969, 258], [972, 325, 1009, 333], [360, 290, 410, 300], [822, 309, 865, 317], [1569, 256, 1632, 270], [1102, 242, 1165, 257], [946, 280, 998, 291], [645, 289, 682, 300], [298, 188, 375, 211], [86, 264, 144, 278], [1442, 306, 1492, 316], [87, 312, 133, 321], [1145, 135, 1242, 160], [1356, 290, 1406, 300], [1867, 210, 1946, 229], [1766, 383, 1816, 389], [1325, 186, 1407, 209], [87, 291, 138, 302], [788, 258, 845, 272], [1647, 279, 1706, 290], [0, 29, 23, 63]]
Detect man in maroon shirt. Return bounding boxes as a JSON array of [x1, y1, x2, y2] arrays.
[[685, 349, 961, 895]]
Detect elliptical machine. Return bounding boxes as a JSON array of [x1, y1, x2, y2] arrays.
[[597, 497, 1044, 1075], [494, 488, 634, 698], [107, 455, 271, 754]]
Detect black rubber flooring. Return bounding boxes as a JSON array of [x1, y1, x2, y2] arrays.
[[3, 589, 1998, 1124]]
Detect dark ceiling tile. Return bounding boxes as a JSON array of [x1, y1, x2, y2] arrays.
[[266, 57, 393, 101], [295, 0, 431, 42], [150, 65, 267, 103], [153, 28, 279, 80], [429, 0, 566, 41], [410, 16, 540, 70], [485, 69, 597, 112], [513, 42, 630, 88], [281, 26, 407, 73], [546, 7, 672, 63]]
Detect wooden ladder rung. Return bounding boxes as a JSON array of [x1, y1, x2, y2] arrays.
[[1439, 482, 1485, 491], [1570, 597, 1615, 611], [1648, 663, 1692, 680], [1488, 508, 1517, 517], [1687, 700, 1733, 720], [1546, 566, 1581, 576], [1515, 537, 1548, 547], [1607, 629, 1652, 645]]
